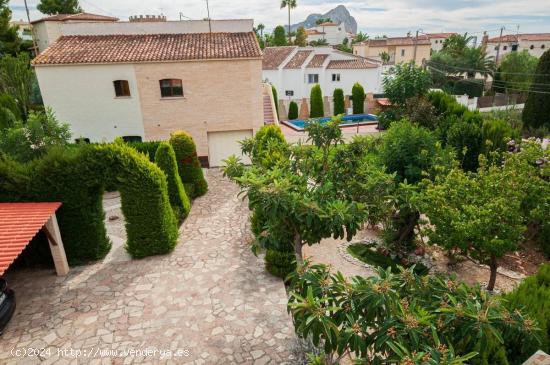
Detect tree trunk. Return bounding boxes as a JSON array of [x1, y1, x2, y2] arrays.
[[288, 7, 292, 44], [294, 233, 303, 266], [487, 255, 498, 291]]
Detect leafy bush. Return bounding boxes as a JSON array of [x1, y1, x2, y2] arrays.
[[0, 108, 71, 162], [446, 119, 482, 171], [309, 84, 324, 118], [453, 79, 483, 98], [265, 249, 296, 279], [332, 88, 345, 115], [0, 93, 20, 129], [404, 96, 439, 130], [347, 242, 428, 275], [169, 131, 208, 198], [271, 85, 279, 119], [481, 118, 518, 155], [351, 82, 365, 114], [383, 62, 432, 106], [522, 49, 550, 130], [155, 142, 191, 221], [240, 124, 289, 169], [504, 264, 550, 363], [377, 107, 404, 130], [127, 141, 161, 162], [288, 101, 298, 120]]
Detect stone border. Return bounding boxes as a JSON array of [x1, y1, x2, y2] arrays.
[[337, 239, 380, 271]]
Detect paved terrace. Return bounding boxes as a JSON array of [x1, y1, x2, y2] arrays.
[[0, 170, 296, 365]]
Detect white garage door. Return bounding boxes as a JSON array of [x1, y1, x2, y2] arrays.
[[207, 130, 253, 167]]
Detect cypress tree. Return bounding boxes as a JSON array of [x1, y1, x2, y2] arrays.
[[309, 84, 324, 118], [288, 101, 298, 120], [271, 85, 279, 119], [333, 88, 345, 115], [352, 82, 366, 114], [522, 50, 550, 130]]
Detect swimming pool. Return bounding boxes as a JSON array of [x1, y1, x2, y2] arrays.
[[282, 114, 378, 131]]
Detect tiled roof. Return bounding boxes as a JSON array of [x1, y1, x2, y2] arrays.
[[488, 33, 550, 42], [306, 54, 328, 68], [327, 58, 378, 69], [0, 202, 61, 275], [317, 22, 339, 26], [306, 29, 325, 35], [262, 46, 296, 69], [359, 36, 431, 47], [283, 50, 312, 69], [32, 32, 262, 65], [426, 32, 456, 39], [31, 12, 119, 24]]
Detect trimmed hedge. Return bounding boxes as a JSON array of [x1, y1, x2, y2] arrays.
[[310, 84, 324, 118], [453, 79, 483, 98], [0, 143, 179, 263], [271, 85, 279, 119], [288, 101, 298, 120], [155, 142, 191, 221], [169, 131, 208, 198], [265, 249, 296, 280], [352, 82, 365, 114], [333, 88, 345, 115], [127, 141, 161, 162]]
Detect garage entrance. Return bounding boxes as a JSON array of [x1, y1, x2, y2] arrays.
[[207, 129, 253, 168]]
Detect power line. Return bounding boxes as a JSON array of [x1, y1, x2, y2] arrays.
[[428, 60, 550, 76]]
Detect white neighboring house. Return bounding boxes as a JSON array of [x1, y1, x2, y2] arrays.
[[262, 46, 383, 101], [485, 33, 550, 60], [305, 22, 351, 45], [426, 33, 456, 52], [9, 20, 33, 41]]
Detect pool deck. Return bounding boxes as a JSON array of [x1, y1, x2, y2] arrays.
[[280, 122, 381, 144]]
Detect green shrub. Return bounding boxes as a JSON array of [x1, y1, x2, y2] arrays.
[[310, 84, 324, 118], [351, 82, 365, 114], [288, 101, 298, 120], [127, 141, 161, 162], [169, 131, 208, 198], [453, 79, 483, 98], [446, 119, 482, 171], [155, 142, 191, 221], [0, 93, 20, 129], [242, 124, 289, 169], [504, 264, 550, 363], [481, 118, 518, 155], [265, 249, 296, 280], [333, 88, 345, 115], [271, 85, 279, 119]]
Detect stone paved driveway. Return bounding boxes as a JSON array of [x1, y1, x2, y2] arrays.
[[0, 170, 296, 364]]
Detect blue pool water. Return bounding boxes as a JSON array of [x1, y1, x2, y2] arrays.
[[284, 114, 378, 130]]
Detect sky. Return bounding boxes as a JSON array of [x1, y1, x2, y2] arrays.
[[8, 0, 550, 38]]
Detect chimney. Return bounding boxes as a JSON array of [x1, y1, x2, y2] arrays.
[[481, 31, 489, 50], [129, 15, 167, 22]]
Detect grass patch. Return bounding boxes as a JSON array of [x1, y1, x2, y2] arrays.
[[347, 243, 429, 275]]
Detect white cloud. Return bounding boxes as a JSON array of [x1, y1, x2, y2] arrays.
[[8, 0, 550, 37]]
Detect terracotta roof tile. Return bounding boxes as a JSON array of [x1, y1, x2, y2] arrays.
[[488, 33, 550, 42], [306, 54, 328, 68], [283, 50, 312, 69], [262, 46, 296, 69], [359, 36, 430, 47], [0, 202, 61, 275], [31, 12, 119, 24], [32, 32, 262, 65], [327, 58, 378, 69], [426, 32, 456, 39]]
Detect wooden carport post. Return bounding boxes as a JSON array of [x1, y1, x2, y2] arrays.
[[43, 213, 69, 276]]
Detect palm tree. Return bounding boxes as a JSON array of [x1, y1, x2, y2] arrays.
[[442, 33, 474, 57], [379, 51, 390, 65], [352, 31, 368, 44], [460, 47, 495, 79], [257, 23, 265, 39], [280, 0, 297, 44]]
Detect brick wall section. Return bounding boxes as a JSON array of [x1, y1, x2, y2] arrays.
[[134, 59, 263, 156]]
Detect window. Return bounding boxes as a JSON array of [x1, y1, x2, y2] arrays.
[[332, 73, 341, 82], [113, 80, 130, 97], [530, 44, 535, 50], [511, 44, 518, 51], [401, 49, 405, 57], [122, 136, 142, 142], [159, 79, 183, 97], [307, 74, 319, 84], [285, 90, 294, 96], [542, 44, 546, 49], [503, 45, 507, 51]]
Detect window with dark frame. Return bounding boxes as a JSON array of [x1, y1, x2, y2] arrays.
[[332, 73, 340, 82], [307, 74, 319, 84], [113, 80, 130, 97], [159, 79, 184, 97]]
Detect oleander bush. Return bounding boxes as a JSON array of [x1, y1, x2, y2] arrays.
[[333, 88, 345, 115], [169, 130, 207, 198], [155, 142, 190, 221], [310, 84, 324, 118], [288, 101, 298, 120]]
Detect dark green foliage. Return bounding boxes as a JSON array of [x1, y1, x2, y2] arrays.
[[481, 118, 518, 155], [169, 131, 207, 198], [0, 1, 21, 56], [347, 242, 428, 275], [351, 82, 365, 114], [271, 85, 279, 119], [383, 62, 432, 106], [0, 93, 20, 129], [471, 337, 509, 365], [522, 50, 550, 130], [453, 79, 483, 98], [272, 25, 287, 46], [309, 84, 324, 118], [447, 119, 482, 171], [155, 142, 190, 221], [377, 108, 404, 130], [0, 143, 179, 263], [127, 141, 161, 162], [265, 249, 296, 279], [240, 124, 289, 169], [404, 96, 439, 130], [288, 101, 298, 120], [37, 0, 82, 15], [333, 88, 345, 115], [504, 264, 550, 363]]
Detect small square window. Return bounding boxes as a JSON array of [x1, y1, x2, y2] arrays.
[[332, 73, 340, 82], [401, 49, 405, 57], [113, 80, 130, 97], [503, 45, 507, 50], [307, 74, 319, 84], [160, 79, 184, 97]]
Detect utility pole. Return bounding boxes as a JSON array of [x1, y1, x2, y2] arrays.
[[495, 26, 505, 64], [205, 0, 212, 33], [23, 0, 38, 55], [413, 30, 419, 65]]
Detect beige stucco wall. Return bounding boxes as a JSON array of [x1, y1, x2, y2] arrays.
[[133, 59, 263, 156], [353, 44, 431, 64], [33, 21, 63, 53]]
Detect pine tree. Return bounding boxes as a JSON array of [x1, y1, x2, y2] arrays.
[[522, 49, 550, 130], [37, 0, 82, 15], [272, 26, 287, 46]]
